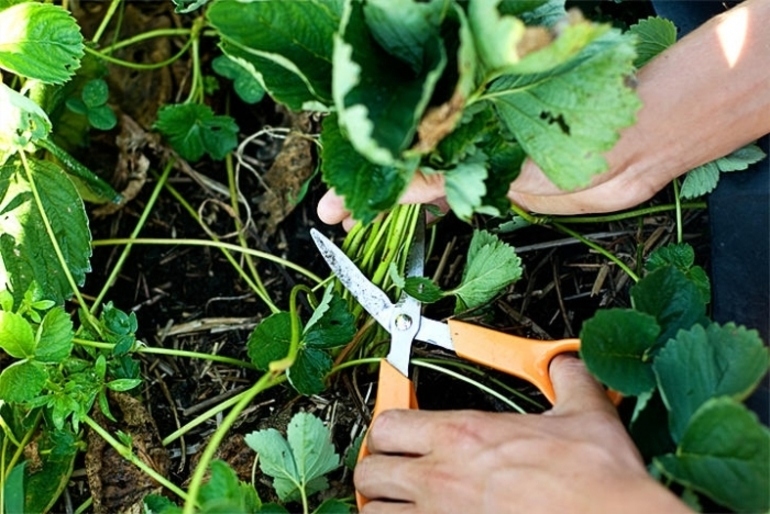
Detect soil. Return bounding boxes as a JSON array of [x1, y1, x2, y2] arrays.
[[47, 1, 713, 512]]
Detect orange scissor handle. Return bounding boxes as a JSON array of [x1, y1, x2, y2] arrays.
[[449, 319, 580, 405], [356, 359, 418, 509]]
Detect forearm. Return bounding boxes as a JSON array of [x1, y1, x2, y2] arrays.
[[609, 0, 770, 186]]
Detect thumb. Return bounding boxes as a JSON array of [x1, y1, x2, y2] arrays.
[[547, 354, 618, 417]]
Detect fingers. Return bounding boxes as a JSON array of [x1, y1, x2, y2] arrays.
[[547, 355, 618, 418], [365, 409, 439, 455], [317, 189, 348, 225], [355, 454, 419, 504], [398, 171, 445, 204]]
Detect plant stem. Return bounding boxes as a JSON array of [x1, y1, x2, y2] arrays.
[[553, 220, 640, 282], [510, 203, 640, 283], [185, 29, 203, 104], [269, 285, 312, 372], [72, 337, 257, 369], [672, 179, 684, 244], [181, 373, 282, 514], [157, 177, 283, 313], [2, 411, 41, 483], [92, 238, 322, 286], [91, 0, 123, 44], [73, 498, 93, 514], [412, 360, 527, 413], [18, 152, 100, 327], [534, 202, 706, 224], [100, 28, 193, 54], [84, 415, 189, 502], [83, 39, 193, 71], [225, 152, 272, 305], [90, 159, 174, 314]]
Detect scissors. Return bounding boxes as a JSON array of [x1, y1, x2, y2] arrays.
[[311, 219, 587, 508]]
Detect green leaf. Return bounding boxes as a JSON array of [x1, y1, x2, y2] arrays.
[[0, 360, 47, 402], [172, 0, 210, 14], [35, 307, 73, 363], [153, 103, 238, 161], [313, 498, 351, 514], [286, 412, 340, 497], [304, 294, 355, 349], [0, 82, 52, 158], [443, 153, 497, 221], [487, 30, 640, 190], [519, 0, 566, 27], [81, 79, 109, 108], [580, 309, 660, 396], [320, 114, 410, 225], [245, 412, 340, 502], [627, 17, 676, 68], [653, 323, 769, 442], [208, 0, 341, 110], [680, 143, 767, 199], [451, 230, 522, 311], [482, 139, 525, 212], [655, 397, 770, 513], [144, 494, 182, 514], [0, 157, 91, 305], [363, 0, 445, 74], [646, 244, 710, 304], [87, 105, 117, 131], [467, 0, 527, 74], [497, 0, 549, 17], [247, 312, 292, 371], [36, 137, 121, 204], [404, 276, 445, 303], [106, 378, 142, 392], [212, 54, 266, 104], [333, 0, 446, 165], [0, 3, 83, 83], [3, 463, 25, 514], [630, 266, 707, 346], [198, 460, 261, 513], [287, 348, 333, 396], [0, 310, 35, 358], [24, 429, 78, 514]]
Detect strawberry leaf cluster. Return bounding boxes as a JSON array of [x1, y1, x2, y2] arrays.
[[208, 0, 642, 224]]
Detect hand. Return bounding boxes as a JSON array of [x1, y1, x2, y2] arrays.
[[354, 355, 691, 514], [318, 0, 770, 228]]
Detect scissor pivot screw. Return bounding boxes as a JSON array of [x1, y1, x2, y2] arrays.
[[394, 314, 413, 331]]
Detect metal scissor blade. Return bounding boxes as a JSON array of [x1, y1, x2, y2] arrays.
[[310, 229, 395, 331]]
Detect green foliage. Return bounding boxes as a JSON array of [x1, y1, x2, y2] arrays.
[[404, 229, 522, 312], [581, 244, 770, 512], [0, 82, 52, 162], [627, 16, 676, 68], [154, 103, 239, 161], [452, 229, 522, 311], [654, 398, 770, 513], [680, 143, 767, 200], [209, 0, 641, 223], [65, 78, 117, 130], [244, 412, 341, 505], [0, 156, 92, 305], [247, 290, 355, 395], [144, 460, 282, 513], [212, 54, 266, 104], [207, 0, 342, 111], [0, 2, 83, 84]]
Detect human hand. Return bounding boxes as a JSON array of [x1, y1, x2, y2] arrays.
[[353, 355, 691, 514]]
